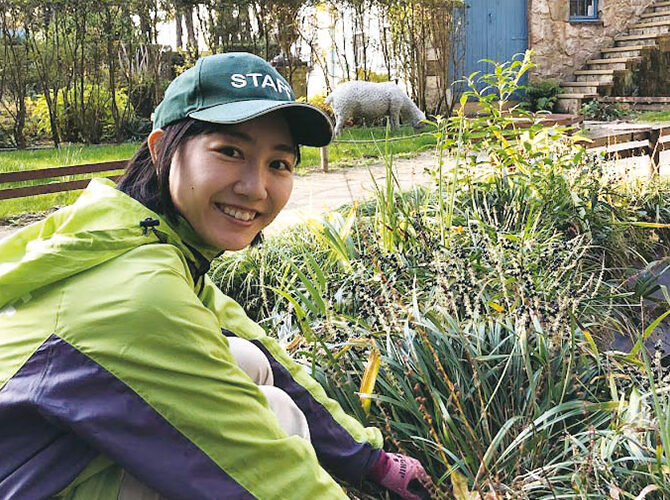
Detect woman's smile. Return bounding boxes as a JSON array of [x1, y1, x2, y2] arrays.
[[215, 203, 259, 223]]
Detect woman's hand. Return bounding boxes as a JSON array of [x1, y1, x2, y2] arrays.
[[369, 451, 431, 500]]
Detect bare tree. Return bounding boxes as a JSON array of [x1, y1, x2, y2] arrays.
[[378, 0, 465, 115], [296, 5, 332, 93], [0, 1, 30, 148], [24, 1, 64, 146]]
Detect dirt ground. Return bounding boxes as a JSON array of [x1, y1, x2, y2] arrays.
[[0, 209, 61, 240]]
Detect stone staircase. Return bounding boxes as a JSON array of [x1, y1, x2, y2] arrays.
[[557, 0, 670, 113]]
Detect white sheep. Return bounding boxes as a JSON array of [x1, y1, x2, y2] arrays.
[[325, 81, 426, 136]]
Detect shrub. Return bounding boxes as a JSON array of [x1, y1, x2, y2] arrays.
[[356, 69, 390, 83], [305, 91, 333, 119], [31, 84, 132, 143], [0, 97, 42, 148], [580, 99, 626, 121], [521, 78, 562, 112]]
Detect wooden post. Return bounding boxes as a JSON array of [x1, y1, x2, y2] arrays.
[[320, 146, 328, 173], [649, 127, 661, 176]]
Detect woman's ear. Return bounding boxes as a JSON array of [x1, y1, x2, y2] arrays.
[[147, 129, 164, 165]]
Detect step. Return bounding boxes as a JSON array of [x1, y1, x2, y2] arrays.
[[653, 1, 670, 11], [599, 96, 670, 103], [587, 57, 640, 71], [601, 45, 654, 59], [574, 70, 615, 83], [629, 20, 670, 36], [556, 93, 599, 99], [560, 82, 603, 94], [641, 7, 670, 16], [630, 19, 670, 28], [561, 81, 611, 86], [639, 11, 670, 22], [598, 96, 670, 110], [611, 103, 670, 111], [615, 33, 662, 47]]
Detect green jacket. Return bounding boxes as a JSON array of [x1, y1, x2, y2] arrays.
[[0, 178, 382, 500]]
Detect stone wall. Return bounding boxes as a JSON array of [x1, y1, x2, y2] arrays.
[[529, 0, 653, 82]]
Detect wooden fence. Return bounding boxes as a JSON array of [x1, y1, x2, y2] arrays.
[[1, 127, 669, 201], [0, 160, 127, 200], [577, 126, 670, 173]]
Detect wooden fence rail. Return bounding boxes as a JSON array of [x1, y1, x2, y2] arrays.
[[1, 127, 669, 202], [578, 126, 670, 170], [0, 160, 127, 200]]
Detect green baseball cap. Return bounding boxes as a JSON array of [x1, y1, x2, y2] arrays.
[[152, 52, 333, 146]]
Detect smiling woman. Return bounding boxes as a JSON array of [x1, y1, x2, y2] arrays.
[[0, 52, 431, 500]]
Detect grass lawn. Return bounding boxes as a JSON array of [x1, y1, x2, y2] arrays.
[[0, 125, 436, 218], [632, 110, 670, 122], [302, 123, 437, 171]]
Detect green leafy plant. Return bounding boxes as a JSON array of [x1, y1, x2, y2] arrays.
[[522, 78, 563, 112], [31, 83, 132, 143], [580, 99, 626, 121], [303, 91, 333, 119]]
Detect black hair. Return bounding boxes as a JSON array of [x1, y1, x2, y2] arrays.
[[117, 116, 301, 240]]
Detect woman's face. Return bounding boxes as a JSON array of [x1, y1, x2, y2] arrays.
[[167, 112, 296, 251]]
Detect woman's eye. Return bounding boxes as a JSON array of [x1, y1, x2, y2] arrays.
[[270, 159, 293, 172], [219, 146, 242, 158]]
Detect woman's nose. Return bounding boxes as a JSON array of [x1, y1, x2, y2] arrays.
[[232, 162, 268, 200]]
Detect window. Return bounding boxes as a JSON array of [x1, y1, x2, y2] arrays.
[[570, 0, 599, 21]]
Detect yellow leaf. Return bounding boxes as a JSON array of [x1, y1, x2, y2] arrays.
[[613, 221, 670, 229], [451, 470, 481, 500], [489, 302, 505, 313], [359, 348, 380, 415], [582, 329, 599, 356], [284, 336, 303, 351]]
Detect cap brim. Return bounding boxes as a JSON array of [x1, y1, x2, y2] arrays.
[[188, 100, 333, 147]]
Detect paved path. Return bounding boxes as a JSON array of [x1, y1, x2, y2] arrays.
[[0, 152, 438, 241], [0, 226, 14, 240], [265, 152, 435, 236]]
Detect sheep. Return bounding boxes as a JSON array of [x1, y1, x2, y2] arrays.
[[325, 81, 426, 136]]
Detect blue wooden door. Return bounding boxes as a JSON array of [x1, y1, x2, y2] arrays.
[[464, 0, 528, 90]]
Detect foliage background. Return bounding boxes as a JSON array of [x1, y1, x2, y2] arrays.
[[0, 0, 465, 149]]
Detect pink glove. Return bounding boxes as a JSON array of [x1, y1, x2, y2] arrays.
[[369, 450, 431, 500]]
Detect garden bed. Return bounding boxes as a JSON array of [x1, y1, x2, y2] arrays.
[[212, 59, 670, 499]]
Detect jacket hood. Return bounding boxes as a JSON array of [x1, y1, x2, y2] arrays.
[[0, 178, 220, 309]]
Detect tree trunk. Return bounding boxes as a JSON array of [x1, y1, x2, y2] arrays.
[[175, 5, 183, 50], [184, 4, 197, 57], [105, 6, 121, 142], [27, 4, 62, 147], [15, 97, 26, 150], [379, 15, 392, 81]]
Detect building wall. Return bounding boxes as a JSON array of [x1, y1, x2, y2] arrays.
[[529, 0, 653, 81]]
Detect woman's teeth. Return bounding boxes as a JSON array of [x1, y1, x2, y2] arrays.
[[219, 204, 257, 221]]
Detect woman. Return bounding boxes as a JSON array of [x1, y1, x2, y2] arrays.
[[0, 52, 429, 500]]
